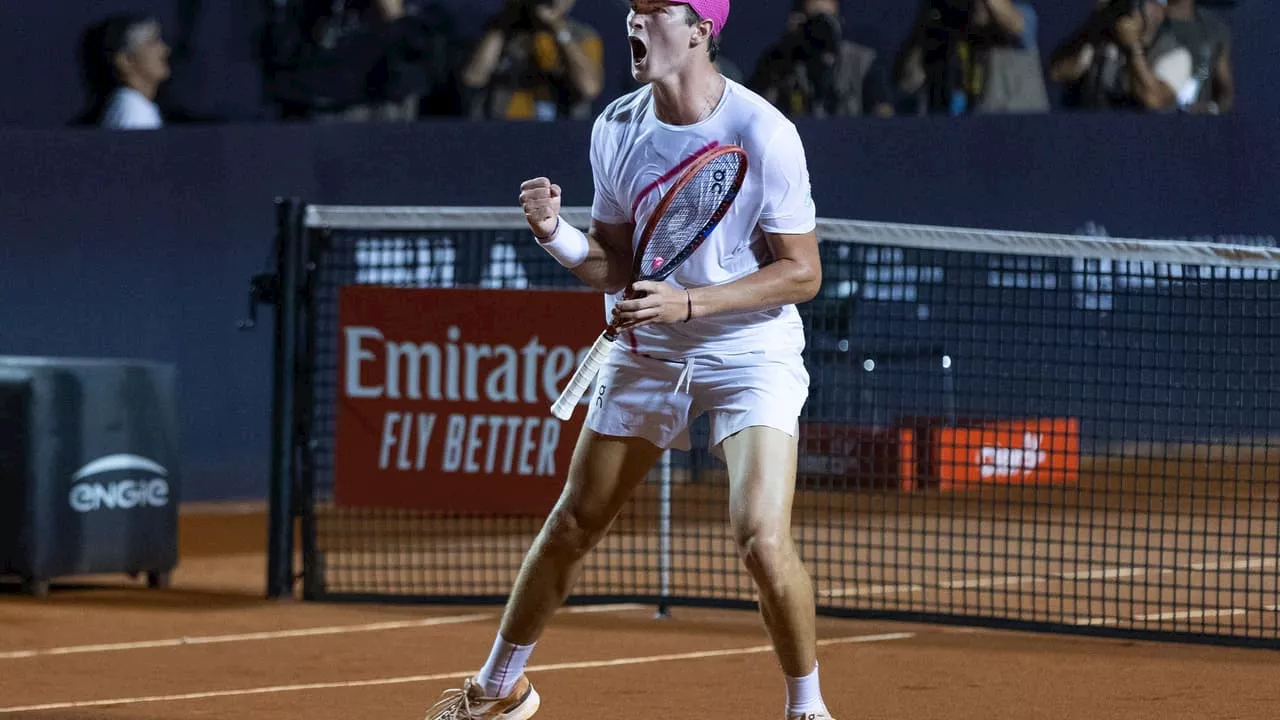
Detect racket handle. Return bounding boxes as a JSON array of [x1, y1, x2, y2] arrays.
[[551, 332, 617, 421]]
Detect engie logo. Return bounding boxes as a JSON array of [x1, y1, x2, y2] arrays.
[[69, 454, 171, 513]]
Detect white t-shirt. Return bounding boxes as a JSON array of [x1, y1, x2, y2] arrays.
[[102, 88, 164, 130], [1150, 47, 1201, 108], [589, 78, 817, 360]]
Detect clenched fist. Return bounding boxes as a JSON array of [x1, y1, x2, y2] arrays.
[[519, 177, 562, 239]]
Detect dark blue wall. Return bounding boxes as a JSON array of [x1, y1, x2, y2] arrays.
[[0, 114, 1274, 501], [0, 1, 1272, 128]]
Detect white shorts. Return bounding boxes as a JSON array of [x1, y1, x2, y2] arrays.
[[584, 346, 810, 453]]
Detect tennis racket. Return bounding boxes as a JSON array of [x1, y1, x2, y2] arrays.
[[550, 143, 749, 421]]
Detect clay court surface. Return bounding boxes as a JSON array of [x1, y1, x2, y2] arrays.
[[1, 504, 1277, 720]]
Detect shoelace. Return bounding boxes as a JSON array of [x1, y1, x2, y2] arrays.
[[426, 679, 493, 720]]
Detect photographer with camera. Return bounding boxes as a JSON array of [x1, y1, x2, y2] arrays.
[[751, 0, 895, 118], [1052, 0, 1233, 113], [893, 0, 1049, 115], [1052, 1, 1173, 111], [459, 0, 604, 121]]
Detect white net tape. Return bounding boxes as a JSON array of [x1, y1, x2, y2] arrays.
[[304, 205, 1280, 270]]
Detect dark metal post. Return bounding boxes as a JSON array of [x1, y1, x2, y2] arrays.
[[298, 226, 322, 601], [266, 197, 303, 599]]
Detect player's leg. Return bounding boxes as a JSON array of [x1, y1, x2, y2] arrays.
[[722, 426, 828, 717], [703, 351, 829, 719], [493, 429, 665, 647], [426, 352, 688, 720], [492, 351, 687, 650], [424, 429, 663, 720]]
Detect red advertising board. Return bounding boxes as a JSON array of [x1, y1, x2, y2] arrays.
[[335, 287, 600, 515], [798, 423, 919, 491]]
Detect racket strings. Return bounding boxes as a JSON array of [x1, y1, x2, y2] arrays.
[[638, 152, 744, 279]]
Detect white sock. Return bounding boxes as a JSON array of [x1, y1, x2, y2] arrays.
[[476, 634, 536, 698], [785, 663, 828, 716]]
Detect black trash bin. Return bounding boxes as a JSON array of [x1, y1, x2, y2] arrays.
[[0, 357, 180, 596]]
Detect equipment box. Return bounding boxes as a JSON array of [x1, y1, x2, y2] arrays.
[[0, 357, 180, 596]]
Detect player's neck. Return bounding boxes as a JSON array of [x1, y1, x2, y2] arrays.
[[651, 62, 725, 127]]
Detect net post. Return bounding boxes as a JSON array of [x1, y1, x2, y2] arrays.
[[295, 220, 323, 602], [655, 448, 673, 619], [266, 197, 304, 600]]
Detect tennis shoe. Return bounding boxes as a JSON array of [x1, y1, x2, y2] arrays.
[[788, 712, 837, 720], [424, 675, 539, 720]]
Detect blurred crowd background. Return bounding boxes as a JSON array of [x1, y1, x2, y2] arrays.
[[0, 0, 1255, 131]]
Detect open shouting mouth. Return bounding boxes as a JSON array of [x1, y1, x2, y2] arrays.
[[629, 35, 649, 67]]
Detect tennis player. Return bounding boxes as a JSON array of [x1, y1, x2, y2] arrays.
[[425, 2, 831, 718]]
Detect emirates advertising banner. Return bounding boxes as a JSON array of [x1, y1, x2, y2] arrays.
[[335, 287, 599, 515]]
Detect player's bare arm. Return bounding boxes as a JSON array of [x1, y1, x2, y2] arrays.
[[519, 177, 635, 294], [613, 229, 821, 329]]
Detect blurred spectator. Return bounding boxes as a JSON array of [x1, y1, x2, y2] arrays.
[[74, 14, 172, 130], [1052, 0, 1232, 114], [1152, 0, 1233, 113], [262, 0, 459, 122], [1052, 1, 1169, 111], [751, 0, 895, 118], [894, 0, 1049, 115], [459, 0, 604, 121]]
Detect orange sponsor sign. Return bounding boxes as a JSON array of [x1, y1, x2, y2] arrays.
[[933, 418, 1079, 491], [334, 287, 599, 515]]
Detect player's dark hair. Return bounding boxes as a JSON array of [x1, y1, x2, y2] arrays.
[[683, 5, 720, 62]]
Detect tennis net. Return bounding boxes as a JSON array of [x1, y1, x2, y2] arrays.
[[269, 203, 1280, 648]]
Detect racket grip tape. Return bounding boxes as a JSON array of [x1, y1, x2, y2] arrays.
[[551, 332, 617, 421]]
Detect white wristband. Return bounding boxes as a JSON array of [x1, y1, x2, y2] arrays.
[[536, 216, 589, 269]]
